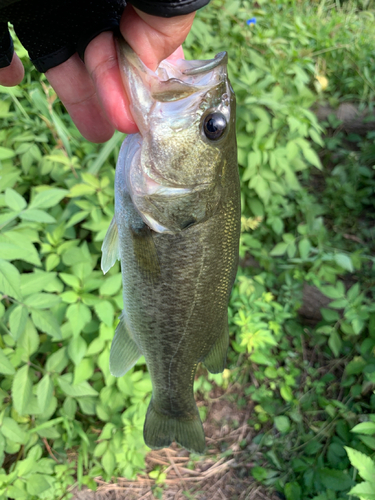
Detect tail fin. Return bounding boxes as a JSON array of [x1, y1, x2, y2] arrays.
[[143, 399, 206, 454]]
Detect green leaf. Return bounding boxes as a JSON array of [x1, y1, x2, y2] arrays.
[[73, 358, 95, 385], [351, 422, 375, 435], [100, 423, 116, 440], [24, 293, 61, 309], [12, 364, 33, 415], [18, 319, 40, 357], [320, 285, 344, 299], [274, 415, 291, 433], [359, 435, 375, 451], [329, 330, 342, 357], [57, 374, 98, 397], [348, 481, 375, 500], [102, 448, 115, 477], [29, 188, 68, 209], [69, 184, 96, 197], [20, 270, 57, 296], [31, 309, 61, 340], [0, 146, 15, 159], [94, 440, 108, 457], [321, 308, 340, 322], [59, 272, 80, 288], [329, 298, 349, 309], [345, 446, 375, 482], [284, 482, 301, 500], [45, 347, 69, 373], [68, 336, 87, 366], [37, 375, 54, 414], [20, 209, 56, 223], [86, 337, 105, 356], [0, 231, 41, 266], [280, 384, 293, 402], [298, 238, 311, 260], [26, 474, 51, 496], [94, 301, 114, 327], [5, 188, 26, 212], [45, 254, 60, 271], [66, 303, 91, 336], [1, 417, 28, 444], [318, 468, 353, 491], [0, 259, 22, 300], [99, 274, 122, 296], [270, 242, 288, 256], [9, 305, 28, 340], [88, 129, 123, 174], [301, 146, 322, 169], [0, 348, 15, 375], [334, 253, 354, 272]]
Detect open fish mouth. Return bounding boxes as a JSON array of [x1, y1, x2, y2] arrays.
[[116, 38, 229, 134]]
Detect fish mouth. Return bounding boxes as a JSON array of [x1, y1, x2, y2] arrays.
[[116, 38, 229, 133]]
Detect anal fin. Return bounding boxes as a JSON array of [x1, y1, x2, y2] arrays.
[[203, 323, 229, 374], [110, 314, 141, 377]]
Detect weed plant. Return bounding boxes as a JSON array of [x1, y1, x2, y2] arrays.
[[0, 0, 375, 499]]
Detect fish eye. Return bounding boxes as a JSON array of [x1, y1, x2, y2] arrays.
[[203, 112, 227, 141]]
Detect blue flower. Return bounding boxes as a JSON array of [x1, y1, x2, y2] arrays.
[[247, 17, 257, 26]]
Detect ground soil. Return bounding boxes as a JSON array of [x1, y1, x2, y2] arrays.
[[72, 393, 279, 500]]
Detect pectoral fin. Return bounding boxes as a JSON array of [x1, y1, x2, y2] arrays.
[[203, 323, 229, 374], [101, 217, 120, 274], [131, 222, 161, 283], [110, 314, 141, 377]]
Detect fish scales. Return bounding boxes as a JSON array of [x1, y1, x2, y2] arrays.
[[101, 38, 240, 454]]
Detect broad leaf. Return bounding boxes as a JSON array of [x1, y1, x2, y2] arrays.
[[12, 364, 33, 415], [1, 417, 28, 444], [68, 336, 87, 366], [29, 188, 68, 209], [37, 375, 54, 414], [9, 305, 28, 340], [5, 188, 27, 212], [345, 447, 375, 482], [351, 422, 375, 435], [57, 374, 98, 397], [0, 348, 15, 375], [0, 259, 22, 300], [31, 309, 61, 339]]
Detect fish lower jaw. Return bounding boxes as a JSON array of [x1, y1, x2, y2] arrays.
[[132, 165, 191, 197]]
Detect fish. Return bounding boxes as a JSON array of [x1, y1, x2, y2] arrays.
[[101, 37, 240, 454]]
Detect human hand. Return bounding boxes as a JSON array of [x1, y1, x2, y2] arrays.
[[0, 4, 195, 143]]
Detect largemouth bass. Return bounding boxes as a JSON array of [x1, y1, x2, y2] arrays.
[[101, 38, 240, 454]]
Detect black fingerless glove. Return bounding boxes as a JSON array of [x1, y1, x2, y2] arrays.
[[0, 0, 210, 72], [0, 0, 126, 72]]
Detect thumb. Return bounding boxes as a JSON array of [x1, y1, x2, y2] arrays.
[[0, 52, 24, 86], [120, 5, 194, 71]]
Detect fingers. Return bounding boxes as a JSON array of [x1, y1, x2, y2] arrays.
[[120, 5, 194, 70], [81, 7, 192, 137], [0, 52, 24, 86], [84, 31, 138, 135], [46, 52, 115, 143], [41, 7, 194, 142], [166, 46, 185, 64]]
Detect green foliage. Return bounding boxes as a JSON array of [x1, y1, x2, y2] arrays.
[[186, 0, 375, 498], [1, 0, 375, 498], [0, 38, 151, 498]]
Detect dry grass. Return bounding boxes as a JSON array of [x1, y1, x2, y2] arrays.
[[72, 397, 278, 500]]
